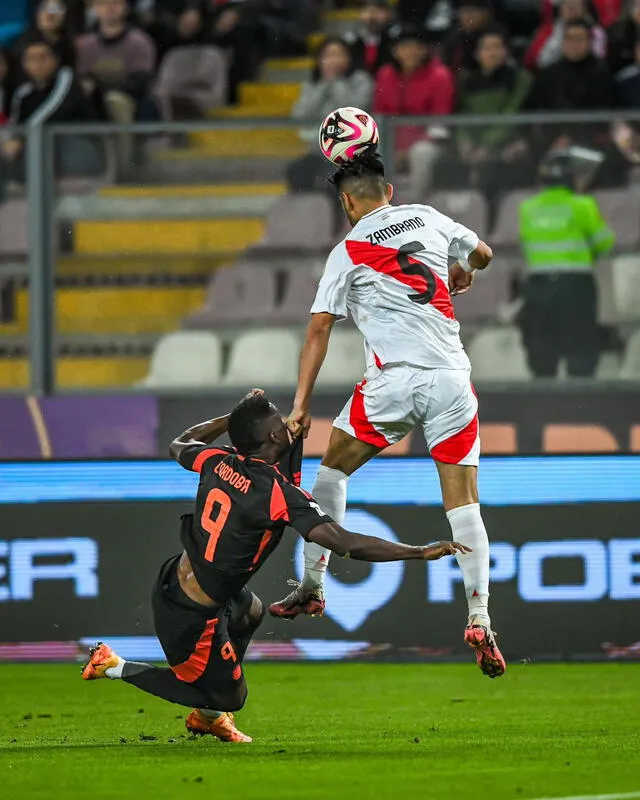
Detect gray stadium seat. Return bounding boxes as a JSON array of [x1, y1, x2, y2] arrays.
[[453, 256, 516, 325], [184, 263, 277, 329], [610, 254, 640, 323], [490, 190, 531, 248], [593, 189, 640, 250], [268, 261, 323, 324], [316, 328, 366, 387], [468, 326, 532, 381], [620, 329, 640, 379], [154, 46, 227, 119], [142, 331, 223, 388], [222, 328, 300, 386], [429, 191, 488, 240], [0, 199, 28, 258], [256, 194, 334, 252]]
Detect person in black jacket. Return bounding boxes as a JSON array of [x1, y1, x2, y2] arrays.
[[607, 0, 640, 75], [12, 0, 76, 71], [345, 0, 395, 74], [1, 40, 102, 181], [526, 20, 627, 187]]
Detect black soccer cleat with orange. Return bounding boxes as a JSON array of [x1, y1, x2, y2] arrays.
[[268, 579, 325, 620]]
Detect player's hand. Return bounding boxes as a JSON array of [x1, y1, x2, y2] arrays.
[[287, 406, 311, 439], [449, 262, 474, 296], [422, 541, 472, 560]]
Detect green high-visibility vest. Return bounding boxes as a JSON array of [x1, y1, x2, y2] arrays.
[[518, 186, 615, 273]]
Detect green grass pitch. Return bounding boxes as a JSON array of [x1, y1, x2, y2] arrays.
[[1, 662, 638, 800]]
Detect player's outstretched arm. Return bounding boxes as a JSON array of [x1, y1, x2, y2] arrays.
[[289, 312, 337, 438], [306, 522, 471, 562], [169, 415, 230, 463]]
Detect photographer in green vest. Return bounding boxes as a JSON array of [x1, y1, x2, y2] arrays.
[[518, 150, 615, 377]]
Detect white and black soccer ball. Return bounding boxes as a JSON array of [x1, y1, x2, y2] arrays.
[[318, 106, 379, 165]]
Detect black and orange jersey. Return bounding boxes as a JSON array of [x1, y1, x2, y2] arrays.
[[177, 438, 331, 603]]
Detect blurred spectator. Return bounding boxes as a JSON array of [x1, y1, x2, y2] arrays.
[[345, 0, 395, 74], [396, 0, 455, 36], [12, 1, 76, 70], [442, 0, 495, 72], [525, 0, 605, 70], [1, 41, 102, 181], [76, 0, 159, 121], [257, 1, 318, 57], [136, 1, 209, 59], [210, 1, 263, 104], [374, 25, 454, 199], [608, 0, 640, 75], [288, 37, 373, 197], [434, 26, 533, 209], [517, 151, 614, 378], [616, 37, 640, 105], [526, 21, 613, 112], [293, 37, 373, 144]]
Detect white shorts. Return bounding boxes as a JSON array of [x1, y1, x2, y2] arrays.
[[333, 364, 480, 466]]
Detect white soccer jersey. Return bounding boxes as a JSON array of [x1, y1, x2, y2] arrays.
[[311, 203, 480, 371]]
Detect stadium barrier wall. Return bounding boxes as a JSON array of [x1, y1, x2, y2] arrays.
[[1, 456, 638, 662], [1, 388, 640, 459]]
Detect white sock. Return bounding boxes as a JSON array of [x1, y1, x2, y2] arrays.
[[445, 503, 490, 626], [198, 709, 223, 719], [301, 465, 349, 589], [105, 657, 125, 679]]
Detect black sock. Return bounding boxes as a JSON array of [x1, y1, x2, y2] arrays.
[[121, 662, 212, 708]]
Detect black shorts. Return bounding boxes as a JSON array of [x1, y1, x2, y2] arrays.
[[151, 556, 252, 710]]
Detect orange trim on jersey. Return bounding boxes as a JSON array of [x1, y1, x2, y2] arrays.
[[192, 448, 228, 473], [171, 618, 218, 683], [269, 479, 290, 522], [252, 529, 273, 567]]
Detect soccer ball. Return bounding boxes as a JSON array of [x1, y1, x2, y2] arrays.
[[318, 107, 379, 165]]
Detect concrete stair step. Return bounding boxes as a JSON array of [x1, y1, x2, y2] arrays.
[[58, 192, 280, 221], [73, 216, 265, 255], [212, 104, 292, 119], [0, 355, 150, 389], [187, 126, 302, 156], [139, 154, 292, 183], [56, 254, 233, 278], [98, 182, 285, 199]]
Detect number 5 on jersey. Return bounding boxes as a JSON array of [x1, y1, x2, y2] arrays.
[[201, 488, 232, 561]]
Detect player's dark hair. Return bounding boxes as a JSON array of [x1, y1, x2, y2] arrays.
[[227, 393, 275, 455], [330, 147, 387, 200]]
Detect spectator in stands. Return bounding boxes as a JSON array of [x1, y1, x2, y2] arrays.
[[1, 41, 102, 180], [210, 1, 265, 104], [608, 0, 640, 75], [289, 36, 373, 197], [525, 0, 605, 70], [434, 26, 533, 215], [345, 0, 395, 74], [136, 1, 209, 59], [76, 0, 159, 121], [374, 25, 454, 199], [396, 0, 455, 37], [442, 0, 495, 71], [616, 36, 640, 105], [526, 20, 625, 186], [12, 1, 76, 71]]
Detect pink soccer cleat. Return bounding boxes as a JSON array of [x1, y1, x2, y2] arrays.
[[464, 624, 506, 678]]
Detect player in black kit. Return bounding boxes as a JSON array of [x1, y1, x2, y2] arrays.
[[82, 389, 470, 743]]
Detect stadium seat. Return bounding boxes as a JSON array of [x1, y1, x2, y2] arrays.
[[222, 328, 300, 386], [429, 191, 488, 240], [269, 260, 323, 324], [255, 194, 334, 252], [594, 351, 621, 379], [316, 328, 366, 387], [154, 46, 228, 119], [610, 254, 640, 323], [490, 190, 531, 248], [141, 331, 223, 388], [593, 189, 640, 250], [453, 256, 516, 325], [620, 329, 640, 379], [468, 326, 532, 381], [184, 263, 277, 329], [0, 199, 28, 258]]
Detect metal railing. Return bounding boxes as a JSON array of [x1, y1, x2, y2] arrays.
[[19, 110, 640, 394]]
